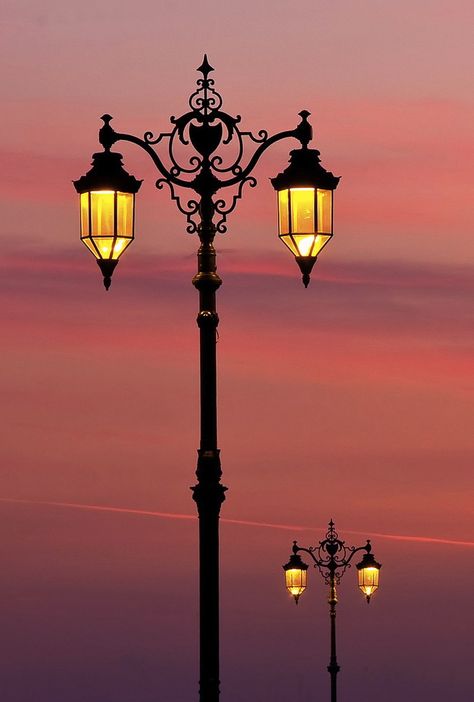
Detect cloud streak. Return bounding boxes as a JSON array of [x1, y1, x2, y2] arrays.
[[1, 497, 473, 548]]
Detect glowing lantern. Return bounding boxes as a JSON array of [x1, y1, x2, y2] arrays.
[[74, 139, 142, 290], [271, 138, 340, 287], [356, 551, 381, 603], [283, 552, 309, 604]]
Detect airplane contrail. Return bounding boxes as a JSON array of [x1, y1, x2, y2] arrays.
[[1, 497, 473, 548]]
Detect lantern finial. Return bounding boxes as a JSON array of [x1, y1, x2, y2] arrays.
[[97, 259, 118, 291], [99, 114, 115, 151]]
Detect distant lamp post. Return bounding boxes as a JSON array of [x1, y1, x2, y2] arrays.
[[74, 57, 340, 702], [283, 520, 381, 702], [271, 133, 339, 287]]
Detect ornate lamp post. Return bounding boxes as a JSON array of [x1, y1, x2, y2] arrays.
[[283, 520, 381, 702], [74, 57, 340, 702]]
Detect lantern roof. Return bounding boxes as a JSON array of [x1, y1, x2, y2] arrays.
[[283, 553, 309, 571], [271, 147, 340, 191], [356, 552, 382, 571], [73, 150, 142, 194]]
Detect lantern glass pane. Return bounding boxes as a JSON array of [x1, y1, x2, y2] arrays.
[[290, 188, 315, 234], [91, 191, 115, 236], [278, 190, 290, 235], [317, 189, 332, 234], [112, 237, 133, 259], [80, 193, 90, 237], [82, 237, 98, 257], [310, 233, 332, 257], [285, 567, 307, 598], [117, 192, 134, 236], [280, 234, 299, 256], [94, 237, 115, 259], [82, 234, 132, 261], [358, 566, 380, 598], [293, 234, 316, 257]]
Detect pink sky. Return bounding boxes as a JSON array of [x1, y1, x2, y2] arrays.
[[1, 1, 473, 701]]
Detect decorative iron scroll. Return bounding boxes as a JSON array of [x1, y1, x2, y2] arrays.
[[101, 55, 309, 233], [295, 520, 372, 586]]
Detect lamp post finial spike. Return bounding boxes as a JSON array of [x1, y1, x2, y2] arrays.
[[198, 54, 214, 78]]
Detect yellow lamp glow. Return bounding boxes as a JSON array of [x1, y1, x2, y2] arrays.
[[356, 551, 381, 603], [80, 190, 135, 262], [283, 552, 309, 605], [74, 145, 142, 290], [278, 186, 333, 261], [271, 138, 340, 287]]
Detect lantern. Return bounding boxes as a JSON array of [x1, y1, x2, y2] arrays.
[[356, 551, 381, 603], [271, 140, 340, 287], [74, 145, 142, 290], [283, 552, 309, 604]]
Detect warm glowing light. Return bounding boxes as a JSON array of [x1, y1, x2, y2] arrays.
[[358, 567, 379, 599], [277, 188, 332, 239], [290, 187, 315, 233], [294, 234, 313, 257], [356, 551, 381, 603], [283, 551, 309, 604], [280, 233, 332, 258], [271, 144, 339, 285], [285, 567, 307, 599], [278, 189, 289, 234], [79, 190, 134, 261], [276, 187, 333, 286], [317, 189, 332, 233]]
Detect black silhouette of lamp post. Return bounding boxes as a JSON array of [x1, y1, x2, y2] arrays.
[[74, 57, 340, 702], [283, 520, 381, 702]]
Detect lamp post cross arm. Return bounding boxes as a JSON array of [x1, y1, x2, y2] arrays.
[[219, 111, 312, 189], [97, 108, 314, 241], [99, 115, 196, 190], [99, 109, 313, 195], [292, 536, 372, 585]]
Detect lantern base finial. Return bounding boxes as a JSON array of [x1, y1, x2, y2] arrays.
[[97, 259, 119, 291], [296, 257, 317, 288]]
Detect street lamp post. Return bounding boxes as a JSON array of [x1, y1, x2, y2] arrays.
[[74, 57, 339, 702], [283, 520, 381, 702]]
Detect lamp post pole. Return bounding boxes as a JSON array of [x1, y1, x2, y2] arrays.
[[191, 190, 225, 702], [328, 569, 340, 702], [74, 57, 340, 702], [284, 520, 382, 702]]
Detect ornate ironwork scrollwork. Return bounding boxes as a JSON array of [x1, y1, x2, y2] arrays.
[[296, 519, 371, 586], [143, 130, 168, 146], [156, 178, 200, 233], [213, 177, 257, 233], [102, 56, 308, 237]]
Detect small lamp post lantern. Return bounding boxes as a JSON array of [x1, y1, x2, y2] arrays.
[[271, 115, 340, 288], [73, 115, 142, 290], [283, 549, 309, 604], [356, 551, 381, 603], [283, 521, 381, 702]]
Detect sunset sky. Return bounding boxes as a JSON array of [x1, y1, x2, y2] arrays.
[[1, 1, 473, 701]]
